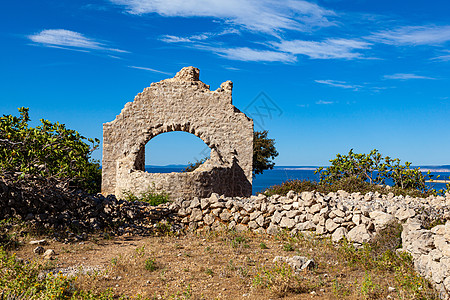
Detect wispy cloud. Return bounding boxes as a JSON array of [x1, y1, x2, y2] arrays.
[[160, 34, 211, 43], [369, 25, 450, 46], [160, 29, 239, 44], [432, 50, 450, 61], [28, 29, 127, 53], [128, 65, 172, 75], [316, 100, 334, 105], [110, 0, 336, 35], [214, 47, 296, 62], [161, 36, 370, 62], [383, 73, 436, 80], [272, 38, 371, 59], [223, 66, 240, 71], [315, 79, 362, 90]]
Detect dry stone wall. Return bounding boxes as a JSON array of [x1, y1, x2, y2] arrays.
[[102, 67, 253, 199], [169, 190, 450, 299]]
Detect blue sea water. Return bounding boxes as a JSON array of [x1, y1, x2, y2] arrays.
[[144, 166, 450, 195]]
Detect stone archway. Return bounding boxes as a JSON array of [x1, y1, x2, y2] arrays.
[[101, 67, 253, 199]]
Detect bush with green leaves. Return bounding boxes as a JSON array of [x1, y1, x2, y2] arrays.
[[315, 149, 436, 193], [121, 186, 170, 206], [0, 107, 101, 193]]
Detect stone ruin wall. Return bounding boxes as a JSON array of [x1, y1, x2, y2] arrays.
[[102, 67, 254, 199]]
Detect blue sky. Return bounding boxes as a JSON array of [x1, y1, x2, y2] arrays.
[[1, 0, 449, 166]]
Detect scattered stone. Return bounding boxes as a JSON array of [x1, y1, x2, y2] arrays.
[[34, 246, 45, 255], [43, 249, 56, 260], [29, 239, 47, 245]]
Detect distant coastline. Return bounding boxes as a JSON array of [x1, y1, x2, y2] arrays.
[[145, 165, 450, 173]]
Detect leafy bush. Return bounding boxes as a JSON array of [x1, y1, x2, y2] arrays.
[[121, 186, 170, 206], [0, 107, 101, 193], [265, 176, 433, 198], [315, 149, 437, 193]]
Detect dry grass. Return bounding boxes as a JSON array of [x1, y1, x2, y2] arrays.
[[3, 221, 440, 299]]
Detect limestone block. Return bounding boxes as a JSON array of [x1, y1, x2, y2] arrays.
[[280, 217, 295, 229], [325, 219, 339, 233], [347, 224, 372, 244], [332, 227, 348, 242], [369, 211, 395, 231]]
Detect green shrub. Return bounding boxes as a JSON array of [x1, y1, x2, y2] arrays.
[[144, 258, 157, 271], [264, 179, 319, 196], [315, 149, 435, 193], [0, 107, 101, 193], [122, 187, 170, 206], [266, 150, 441, 197]]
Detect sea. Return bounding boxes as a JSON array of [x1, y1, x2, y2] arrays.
[[145, 165, 450, 195]]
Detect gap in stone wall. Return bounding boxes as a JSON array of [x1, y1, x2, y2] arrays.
[[144, 131, 211, 172]]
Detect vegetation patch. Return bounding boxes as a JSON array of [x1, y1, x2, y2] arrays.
[[265, 149, 448, 197], [0, 107, 101, 193], [121, 187, 170, 206]]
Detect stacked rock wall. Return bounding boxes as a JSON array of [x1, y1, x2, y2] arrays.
[[169, 190, 450, 299], [102, 66, 253, 199], [403, 218, 450, 299]]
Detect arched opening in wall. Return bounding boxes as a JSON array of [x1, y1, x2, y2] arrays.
[[143, 131, 211, 173]]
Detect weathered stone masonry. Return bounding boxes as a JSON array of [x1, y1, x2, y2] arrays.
[[102, 67, 254, 199]]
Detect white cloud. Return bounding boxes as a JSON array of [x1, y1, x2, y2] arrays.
[[369, 25, 450, 46], [160, 33, 296, 62], [160, 35, 193, 43], [272, 38, 371, 59], [110, 0, 335, 35], [214, 47, 296, 62], [315, 79, 362, 90], [160, 33, 212, 43], [383, 73, 436, 80], [28, 29, 127, 53], [316, 100, 334, 105], [128, 65, 172, 75], [160, 28, 239, 44], [432, 50, 450, 61], [434, 54, 450, 61]]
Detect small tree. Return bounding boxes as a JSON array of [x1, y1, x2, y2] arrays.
[[0, 107, 101, 193], [253, 130, 278, 176], [315, 149, 434, 192]]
